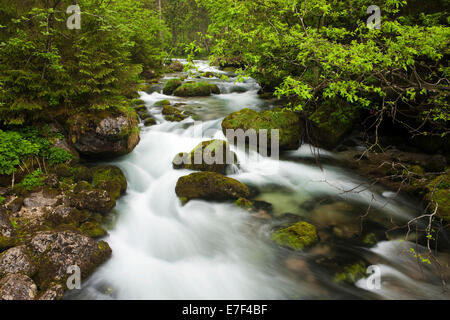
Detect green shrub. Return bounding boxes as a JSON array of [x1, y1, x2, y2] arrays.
[[0, 128, 73, 175], [0, 129, 40, 175], [46, 147, 73, 165], [20, 169, 45, 191]]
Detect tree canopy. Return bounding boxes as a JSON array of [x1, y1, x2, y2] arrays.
[[200, 0, 449, 139], [0, 0, 169, 125]]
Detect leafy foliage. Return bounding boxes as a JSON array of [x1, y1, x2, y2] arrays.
[[20, 169, 45, 191], [0, 130, 40, 175], [0, 0, 169, 124], [0, 128, 70, 175], [200, 0, 449, 137], [46, 147, 72, 165]]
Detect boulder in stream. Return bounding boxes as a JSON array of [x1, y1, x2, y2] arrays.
[[173, 81, 220, 97], [222, 108, 303, 151], [153, 99, 171, 107], [172, 140, 238, 174], [175, 172, 250, 202], [163, 79, 183, 95], [162, 105, 188, 122], [272, 221, 318, 251], [166, 60, 184, 72]]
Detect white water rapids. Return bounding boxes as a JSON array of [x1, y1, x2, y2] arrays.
[[67, 60, 449, 300]]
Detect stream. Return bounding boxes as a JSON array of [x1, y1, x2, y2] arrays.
[[67, 60, 449, 300]]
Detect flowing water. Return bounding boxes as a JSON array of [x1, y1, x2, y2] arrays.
[[67, 60, 449, 300]]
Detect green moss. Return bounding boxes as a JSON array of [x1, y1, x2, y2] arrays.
[[58, 177, 75, 192], [97, 240, 110, 252], [406, 165, 425, 176], [154, 99, 171, 107], [80, 222, 107, 239], [362, 233, 377, 246], [54, 163, 72, 178], [73, 181, 93, 193], [135, 105, 147, 113], [163, 79, 183, 95], [222, 108, 303, 150], [70, 165, 93, 183], [222, 67, 237, 73], [175, 172, 250, 202], [138, 112, 151, 120], [162, 105, 187, 122], [310, 98, 359, 150], [144, 118, 157, 127], [235, 198, 253, 210], [201, 72, 220, 78], [0, 235, 14, 251], [272, 221, 318, 251], [92, 166, 127, 201], [424, 172, 450, 221], [173, 81, 220, 97], [334, 261, 367, 284]]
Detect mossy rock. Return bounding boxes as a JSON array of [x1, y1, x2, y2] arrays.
[[70, 165, 93, 183], [144, 118, 157, 127], [167, 60, 184, 72], [73, 181, 93, 193], [162, 105, 187, 122], [163, 79, 183, 95], [69, 188, 116, 215], [138, 112, 152, 120], [222, 108, 303, 151], [135, 105, 147, 113], [26, 231, 112, 292], [222, 67, 237, 73], [172, 140, 238, 174], [175, 172, 250, 202], [66, 109, 140, 159], [80, 222, 107, 239], [309, 98, 360, 150], [424, 172, 450, 221], [334, 261, 367, 284], [92, 166, 127, 201], [54, 163, 72, 178], [235, 198, 253, 210], [173, 81, 220, 97], [154, 99, 171, 107], [201, 72, 220, 78], [272, 221, 318, 251]]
